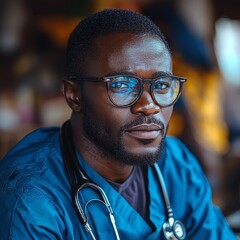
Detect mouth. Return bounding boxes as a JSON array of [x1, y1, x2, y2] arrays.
[[125, 123, 163, 140]]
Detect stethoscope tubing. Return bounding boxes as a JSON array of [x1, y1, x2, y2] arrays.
[[154, 164, 186, 240], [61, 121, 120, 240]]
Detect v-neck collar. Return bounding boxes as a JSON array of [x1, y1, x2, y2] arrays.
[[76, 152, 166, 238]]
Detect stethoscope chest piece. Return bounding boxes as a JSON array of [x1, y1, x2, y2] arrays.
[[163, 219, 186, 240]]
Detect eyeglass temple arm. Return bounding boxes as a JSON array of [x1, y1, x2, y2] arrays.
[[67, 76, 104, 82]]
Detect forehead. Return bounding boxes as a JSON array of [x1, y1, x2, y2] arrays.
[[86, 33, 172, 76]]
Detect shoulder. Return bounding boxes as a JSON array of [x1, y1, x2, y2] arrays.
[[0, 126, 71, 238], [164, 135, 195, 158], [1, 126, 61, 159], [0, 126, 61, 167], [159, 136, 207, 196], [0, 126, 64, 197], [161, 139, 237, 239], [163, 136, 203, 172], [0, 183, 67, 239]]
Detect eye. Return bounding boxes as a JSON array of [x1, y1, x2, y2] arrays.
[[153, 81, 170, 93], [111, 81, 130, 89], [110, 77, 138, 93]]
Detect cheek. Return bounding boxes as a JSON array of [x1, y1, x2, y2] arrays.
[[82, 84, 129, 134], [102, 108, 130, 135], [162, 106, 173, 126]]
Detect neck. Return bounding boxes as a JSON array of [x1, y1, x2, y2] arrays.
[[71, 120, 133, 183]]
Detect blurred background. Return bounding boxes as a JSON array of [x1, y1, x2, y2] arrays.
[[0, 0, 240, 234]]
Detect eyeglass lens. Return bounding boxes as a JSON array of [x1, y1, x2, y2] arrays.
[[107, 76, 181, 107]]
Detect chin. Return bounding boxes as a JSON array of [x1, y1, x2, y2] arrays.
[[115, 145, 164, 166], [116, 137, 166, 166], [125, 139, 162, 154], [129, 145, 160, 155]]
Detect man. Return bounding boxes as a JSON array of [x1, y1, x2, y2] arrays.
[[0, 9, 237, 240]]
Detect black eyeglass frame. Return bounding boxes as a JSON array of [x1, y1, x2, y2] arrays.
[[68, 74, 187, 108]]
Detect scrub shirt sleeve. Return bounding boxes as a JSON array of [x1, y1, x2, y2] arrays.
[[0, 187, 67, 240], [179, 143, 238, 240]]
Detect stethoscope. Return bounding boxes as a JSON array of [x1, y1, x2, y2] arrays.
[[60, 120, 186, 240]]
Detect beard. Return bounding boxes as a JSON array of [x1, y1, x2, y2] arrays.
[[82, 103, 166, 166]]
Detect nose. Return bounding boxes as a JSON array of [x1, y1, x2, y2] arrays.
[[131, 89, 161, 116]]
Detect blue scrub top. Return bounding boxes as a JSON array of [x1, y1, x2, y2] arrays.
[[0, 127, 237, 239]]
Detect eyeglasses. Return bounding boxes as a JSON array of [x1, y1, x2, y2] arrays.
[[68, 74, 187, 107]]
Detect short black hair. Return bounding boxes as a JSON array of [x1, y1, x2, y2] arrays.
[[66, 9, 170, 77]]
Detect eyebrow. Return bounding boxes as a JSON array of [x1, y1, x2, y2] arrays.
[[153, 71, 173, 77], [104, 71, 173, 78], [104, 71, 135, 77]]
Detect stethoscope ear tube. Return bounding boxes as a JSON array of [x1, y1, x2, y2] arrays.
[[60, 121, 77, 187], [60, 121, 88, 224], [60, 121, 120, 240]]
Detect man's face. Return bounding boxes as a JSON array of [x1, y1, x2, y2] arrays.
[[80, 33, 173, 166]]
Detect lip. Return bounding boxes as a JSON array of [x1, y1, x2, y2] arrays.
[[126, 123, 163, 140]]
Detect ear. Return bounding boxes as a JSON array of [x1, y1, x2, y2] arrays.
[[61, 79, 82, 112]]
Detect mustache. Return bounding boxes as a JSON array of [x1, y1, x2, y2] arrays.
[[120, 116, 165, 132]]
